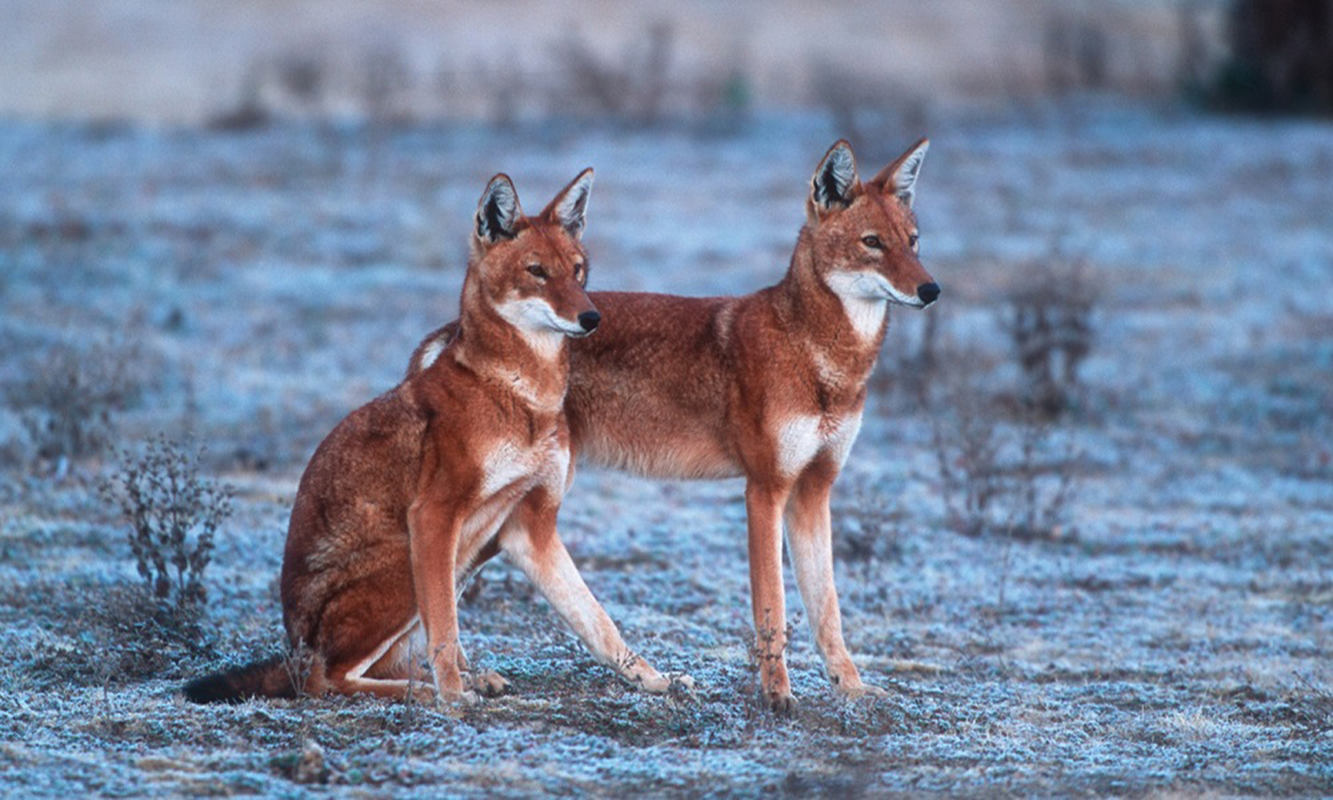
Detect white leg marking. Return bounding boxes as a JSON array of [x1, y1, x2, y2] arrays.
[[826, 412, 864, 468], [776, 415, 823, 477]]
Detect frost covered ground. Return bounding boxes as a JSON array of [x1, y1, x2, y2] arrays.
[[0, 103, 1331, 796]]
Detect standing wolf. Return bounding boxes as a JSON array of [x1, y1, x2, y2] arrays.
[[186, 169, 686, 704], [409, 139, 939, 711]]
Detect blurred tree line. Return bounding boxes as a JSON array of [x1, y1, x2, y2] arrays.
[[1209, 0, 1333, 113]]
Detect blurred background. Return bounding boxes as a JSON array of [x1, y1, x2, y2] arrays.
[[2, 1, 1331, 796], [7, 0, 1327, 127]]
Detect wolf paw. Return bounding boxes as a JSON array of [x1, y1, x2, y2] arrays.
[[765, 690, 795, 716], [467, 670, 510, 698], [838, 682, 888, 700], [637, 673, 672, 694]]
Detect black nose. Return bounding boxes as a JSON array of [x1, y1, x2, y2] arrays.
[[916, 282, 941, 305], [578, 310, 601, 332]]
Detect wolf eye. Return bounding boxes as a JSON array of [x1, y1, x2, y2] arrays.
[[526, 265, 548, 279], [909, 232, 920, 250], [861, 235, 883, 249], [573, 263, 586, 282]]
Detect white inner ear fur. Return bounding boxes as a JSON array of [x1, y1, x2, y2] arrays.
[[554, 173, 593, 238], [477, 179, 521, 241], [813, 145, 858, 208], [493, 296, 583, 359], [892, 141, 929, 208]]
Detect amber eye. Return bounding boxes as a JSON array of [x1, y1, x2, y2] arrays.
[[573, 262, 585, 282], [909, 232, 920, 249], [527, 265, 548, 279], [861, 235, 883, 249]]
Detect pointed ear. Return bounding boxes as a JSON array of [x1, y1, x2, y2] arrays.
[[542, 167, 594, 240], [871, 137, 929, 209], [475, 174, 522, 244], [810, 140, 859, 212]]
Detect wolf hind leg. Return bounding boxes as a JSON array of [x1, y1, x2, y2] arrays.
[[325, 617, 440, 702]]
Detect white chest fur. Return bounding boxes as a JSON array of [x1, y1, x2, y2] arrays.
[[479, 436, 570, 499], [774, 412, 864, 477]]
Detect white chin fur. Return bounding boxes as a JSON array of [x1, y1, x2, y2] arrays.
[[493, 297, 584, 357], [824, 270, 923, 340], [825, 270, 924, 307]]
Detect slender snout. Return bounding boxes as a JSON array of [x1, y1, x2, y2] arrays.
[[578, 310, 601, 332], [917, 282, 941, 306]]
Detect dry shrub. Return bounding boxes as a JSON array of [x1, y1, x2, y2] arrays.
[[207, 62, 271, 131], [274, 50, 329, 113], [1289, 672, 1333, 736], [6, 337, 152, 463], [743, 615, 795, 712], [869, 308, 941, 414], [809, 60, 930, 166], [1001, 260, 1096, 418], [832, 482, 904, 564], [16, 582, 214, 688], [209, 38, 414, 129], [925, 345, 1080, 540], [99, 435, 233, 610], [360, 40, 415, 126], [1042, 10, 1110, 93], [551, 22, 675, 124]]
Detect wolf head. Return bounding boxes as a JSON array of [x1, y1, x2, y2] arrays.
[[804, 138, 939, 311], [465, 169, 600, 356]]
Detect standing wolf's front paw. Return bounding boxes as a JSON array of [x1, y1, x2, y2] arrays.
[[637, 673, 672, 694], [765, 689, 795, 716], [837, 682, 888, 700], [467, 670, 510, 698]]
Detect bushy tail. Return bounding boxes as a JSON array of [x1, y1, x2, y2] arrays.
[[183, 657, 297, 704]]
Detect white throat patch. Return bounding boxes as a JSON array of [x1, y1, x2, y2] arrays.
[[824, 270, 921, 340], [493, 297, 581, 360]]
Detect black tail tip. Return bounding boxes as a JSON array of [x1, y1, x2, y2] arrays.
[[182, 674, 241, 704]]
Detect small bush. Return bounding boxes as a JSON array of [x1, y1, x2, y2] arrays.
[[99, 436, 233, 609], [926, 346, 1080, 540], [833, 483, 904, 563], [870, 307, 941, 414], [360, 40, 415, 126], [14, 582, 214, 688], [7, 338, 150, 463], [551, 22, 675, 125], [809, 60, 929, 167], [1042, 11, 1110, 93], [1001, 261, 1096, 418]]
